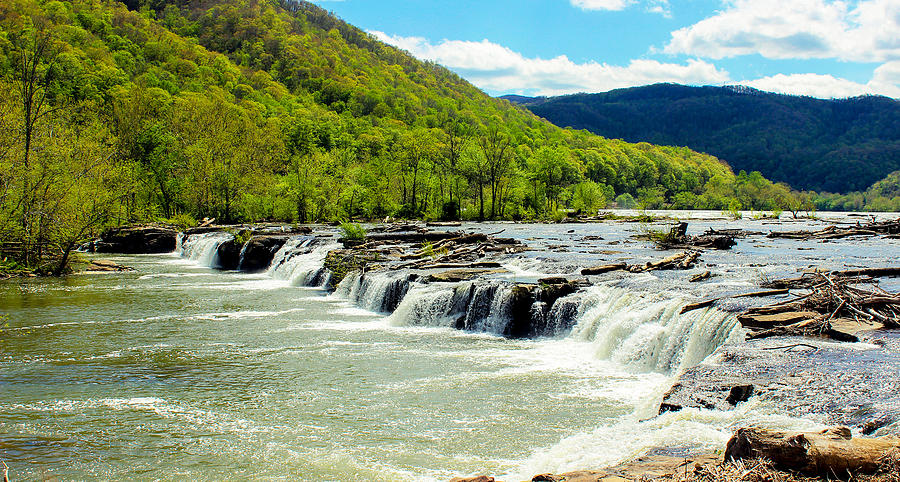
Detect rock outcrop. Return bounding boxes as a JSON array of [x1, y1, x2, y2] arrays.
[[90, 226, 177, 254], [237, 236, 290, 272]]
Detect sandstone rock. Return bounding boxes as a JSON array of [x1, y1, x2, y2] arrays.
[[92, 226, 177, 254], [427, 268, 508, 282]]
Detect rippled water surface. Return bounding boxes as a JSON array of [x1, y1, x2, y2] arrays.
[[1, 213, 897, 480]]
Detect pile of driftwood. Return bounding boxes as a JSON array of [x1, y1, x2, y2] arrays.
[[582, 250, 701, 275], [739, 271, 900, 341], [332, 227, 525, 276], [768, 217, 900, 240], [650, 223, 737, 250]]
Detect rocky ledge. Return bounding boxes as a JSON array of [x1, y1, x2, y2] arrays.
[[660, 330, 900, 435], [86, 225, 177, 254]]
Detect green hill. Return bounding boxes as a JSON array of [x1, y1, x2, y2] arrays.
[[0, 0, 791, 272], [504, 84, 900, 193]]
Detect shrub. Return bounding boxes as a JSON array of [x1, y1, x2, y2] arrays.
[[340, 222, 366, 241]]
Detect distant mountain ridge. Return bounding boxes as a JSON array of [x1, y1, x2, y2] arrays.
[[503, 84, 900, 193]]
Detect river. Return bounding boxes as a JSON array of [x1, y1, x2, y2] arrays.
[[1, 212, 898, 480]]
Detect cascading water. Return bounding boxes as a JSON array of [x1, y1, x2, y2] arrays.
[[566, 286, 741, 373], [177, 230, 740, 377], [179, 232, 234, 268], [267, 237, 339, 287], [387, 281, 524, 335], [334, 272, 417, 313], [386, 280, 739, 374]]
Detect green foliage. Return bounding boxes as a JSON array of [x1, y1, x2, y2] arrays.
[[339, 222, 366, 241], [163, 213, 198, 230], [641, 223, 683, 248], [228, 228, 253, 245], [725, 199, 743, 220], [614, 193, 638, 209]]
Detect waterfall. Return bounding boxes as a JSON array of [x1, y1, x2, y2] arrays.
[[176, 229, 740, 376], [566, 286, 741, 374], [387, 281, 520, 335], [333, 272, 416, 313], [180, 232, 234, 268], [266, 237, 338, 287], [387, 280, 739, 374], [386, 283, 462, 328]]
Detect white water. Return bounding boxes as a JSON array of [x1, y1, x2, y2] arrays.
[[567, 286, 742, 373], [179, 232, 234, 268], [385, 280, 740, 375], [267, 237, 340, 287]]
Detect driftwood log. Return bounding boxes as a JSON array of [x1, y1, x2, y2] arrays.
[[581, 262, 627, 275], [767, 218, 900, 240], [630, 251, 701, 272], [725, 426, 900, 477]]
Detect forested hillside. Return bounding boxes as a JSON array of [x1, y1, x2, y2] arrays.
[[507, 84, 900, 193], [0, 0, 794, 273]]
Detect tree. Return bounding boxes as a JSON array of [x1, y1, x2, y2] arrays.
[[478, 120, 512, 219], [10, 24, 62, 266]]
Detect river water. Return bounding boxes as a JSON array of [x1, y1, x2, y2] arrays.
[[1, 212, 897, 480]]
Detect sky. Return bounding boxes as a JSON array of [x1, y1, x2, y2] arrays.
[[309, 0, 900, 99]]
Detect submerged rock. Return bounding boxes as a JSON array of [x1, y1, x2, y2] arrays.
[[83, 259, 134, 272]]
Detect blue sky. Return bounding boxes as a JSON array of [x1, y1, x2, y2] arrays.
[[311, 0, 900, 99]]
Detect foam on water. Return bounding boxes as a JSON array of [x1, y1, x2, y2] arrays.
[[506, 398, 828, 480]]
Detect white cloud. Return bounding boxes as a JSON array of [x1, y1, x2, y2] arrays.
[[570, 0, 632, 11], [735, 61, 900, 98], [370, 31, 729, 96], [664, 0, 900, 62], [570, 0, 671, 15]]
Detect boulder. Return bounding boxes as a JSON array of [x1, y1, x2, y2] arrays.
[[93, 226, 177, 254], [215, 239, 243, 270], [237, 236, 289, 272], [322, 249, 382, 288], [504, 279, 583, 338]]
